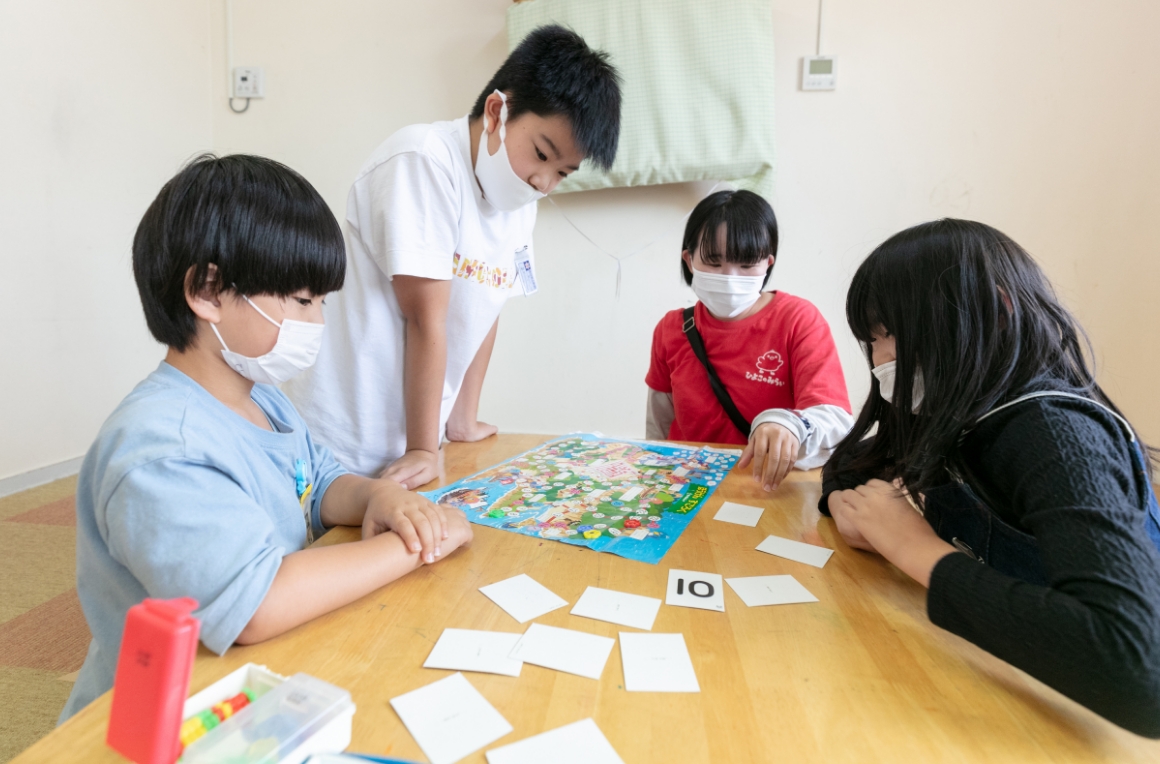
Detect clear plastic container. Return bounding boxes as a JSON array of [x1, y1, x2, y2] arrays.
[[182, 673, 355, 764]]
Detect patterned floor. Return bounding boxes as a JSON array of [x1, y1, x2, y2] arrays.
[[0, 477, 87, 762]]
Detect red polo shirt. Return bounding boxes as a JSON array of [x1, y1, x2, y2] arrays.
[[645, 292, 851, 445]]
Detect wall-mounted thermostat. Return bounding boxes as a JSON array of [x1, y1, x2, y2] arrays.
[[232, 67, 265, 99], [801, 56, 836, 91]]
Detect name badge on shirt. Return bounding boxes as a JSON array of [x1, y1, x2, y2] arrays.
[[515, 246, 538, 295]]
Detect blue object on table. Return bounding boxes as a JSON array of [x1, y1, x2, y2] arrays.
[[304, 754, 421, 764]]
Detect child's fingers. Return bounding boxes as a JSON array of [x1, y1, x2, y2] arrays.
[[394, 517, 423, 555], [409, 511, 437, 563], [762, 450, 785, 492], [751, 436, 770, 483], [738, 441, 754, 469], [419, 500, 447, 546], [405, 463, 440, 491], [422, 503, 447, 544], [382, 463, 418, 488], [773, 440, 796, 487], [437, 503, 449, 539]]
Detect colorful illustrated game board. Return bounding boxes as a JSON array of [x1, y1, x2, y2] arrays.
[[421, 434, 741, 565]]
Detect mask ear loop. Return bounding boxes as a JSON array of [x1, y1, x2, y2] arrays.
[[210, 323, 231, 353], [242, 296, 283, 328], [495, 90, 509, 144], [212, 287, 282, 352], [228, 284, 283, 328], [482, 90, 508, 149]]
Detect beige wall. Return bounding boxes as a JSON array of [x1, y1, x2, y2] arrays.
[[2, 0, 1158, 482], [212, 0, 1159, 442], [0, 1, 213, 483]]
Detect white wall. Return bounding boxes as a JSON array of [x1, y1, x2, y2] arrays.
[[0, 1, 214, 483], [210, 0, 1160, 444], [3, 0, 1158, 482], [499, 0, 1160, 442]]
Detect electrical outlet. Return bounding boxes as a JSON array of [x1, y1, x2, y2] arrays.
[[232, 67, 265, 98]]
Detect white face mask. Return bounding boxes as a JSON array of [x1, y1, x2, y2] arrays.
[[211, 296, 324, 386], [691, 269, 765, 319], [475, 90, 546, 212], [872, 360, 925, 412]]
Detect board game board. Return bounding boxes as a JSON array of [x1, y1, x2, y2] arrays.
[[421, 434, 741, 564]]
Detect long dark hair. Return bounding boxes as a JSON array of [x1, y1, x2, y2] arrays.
[[830, 218, 1148, 495]]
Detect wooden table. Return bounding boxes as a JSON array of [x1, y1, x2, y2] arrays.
[[16, 435, 1160, 763]]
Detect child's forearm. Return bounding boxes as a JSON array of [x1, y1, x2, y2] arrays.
[[318, 474, 385, 528], [447, 318, 497, 433], [645, 388, 674, 440], [883, 536, 957, 588], [236, 531, 421, 645], [394, 277, 450, 455], [404, 319, 446, 453]]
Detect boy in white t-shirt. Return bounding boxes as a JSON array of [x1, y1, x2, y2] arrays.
[[285, 26, 622, 483]]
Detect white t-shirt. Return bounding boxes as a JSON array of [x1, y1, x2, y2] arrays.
[[285, 116, 536, 477]]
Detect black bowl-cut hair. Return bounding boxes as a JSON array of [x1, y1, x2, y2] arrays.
[[680, 190, 779, 288], [133, 153, 345, 351], [471, 24, 622, 171]]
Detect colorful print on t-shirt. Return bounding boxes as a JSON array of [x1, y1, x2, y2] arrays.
[[452, 253, 516, 289]]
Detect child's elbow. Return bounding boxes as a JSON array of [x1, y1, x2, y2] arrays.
[[1106, 678, 1160, 738], [234, 611, 276, 646], [1091, 657, 1160, 738]]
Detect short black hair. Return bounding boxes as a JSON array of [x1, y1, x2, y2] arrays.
[[680, 190, 779, 288], [471, 25, 622, 171], [133, 153, 345, 351]]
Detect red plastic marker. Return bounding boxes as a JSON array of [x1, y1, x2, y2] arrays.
[[107, 597, 200, 764]]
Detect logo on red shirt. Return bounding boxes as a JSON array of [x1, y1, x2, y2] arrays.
[[746, 349, 785, 386]]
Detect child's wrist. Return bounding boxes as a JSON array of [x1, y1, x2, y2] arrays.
[[888, 535, 956, 588]]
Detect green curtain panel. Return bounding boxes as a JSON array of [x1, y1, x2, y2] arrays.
[[508, 0, 776, 197]]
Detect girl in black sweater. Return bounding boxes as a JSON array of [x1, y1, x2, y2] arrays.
[[822, 219, 1160, 737]]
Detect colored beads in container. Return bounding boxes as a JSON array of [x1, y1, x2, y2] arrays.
[[178, 689, 256, 751]]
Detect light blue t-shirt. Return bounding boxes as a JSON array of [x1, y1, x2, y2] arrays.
[[60, 362, 348, 722]]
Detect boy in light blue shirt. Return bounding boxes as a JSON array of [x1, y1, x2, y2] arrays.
[[61, 155, 473, 721]]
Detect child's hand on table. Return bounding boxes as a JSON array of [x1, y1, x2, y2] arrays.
[[363, 481, 473, 563], [828, 479, 955, 587], [445, 418, 499, 443], [380, 448, 440, 490], [739, 422, 800, 492]]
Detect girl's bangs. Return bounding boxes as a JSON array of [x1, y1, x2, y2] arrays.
[[846, 258, 891, 344], [695, 209, 773, 267]]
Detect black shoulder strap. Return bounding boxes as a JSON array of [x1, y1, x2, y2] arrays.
[[682, 307, 751, 438]]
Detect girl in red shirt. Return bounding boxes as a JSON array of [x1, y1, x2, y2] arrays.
[[645, 190, 853, 491]]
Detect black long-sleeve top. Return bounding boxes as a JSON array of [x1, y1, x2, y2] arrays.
[[820, 395, 1160, 737]]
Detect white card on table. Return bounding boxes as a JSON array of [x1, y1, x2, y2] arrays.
[[507, 623, 615, 680], [713, 501, 765, 527], [726, 574, 819, 607], [486, 718, 624, 764], [389, 672, 513, 764], [570, 586, 662, 631], [479, 573, 568, 623], [665, 569, 725, 612], [619, 632, 700, 693], [423, 628, 523, 677], [755, 535, 834, 568]]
